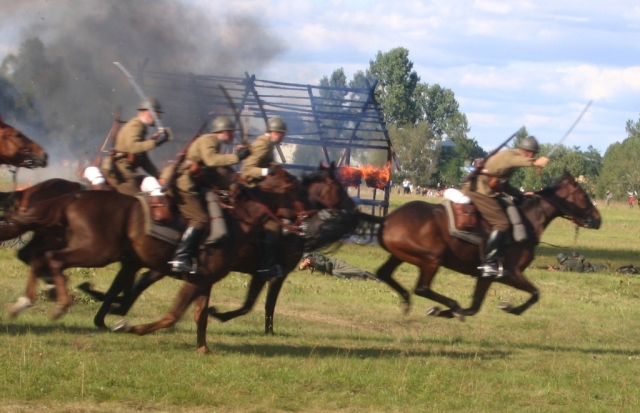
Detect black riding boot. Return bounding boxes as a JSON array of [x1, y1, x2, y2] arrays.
[[256, 231, 283, 280], [169, 227, 203, 275], [478, 230, 508, 277]]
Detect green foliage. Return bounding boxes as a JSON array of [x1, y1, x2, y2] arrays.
[[596, 116, 640, 200]]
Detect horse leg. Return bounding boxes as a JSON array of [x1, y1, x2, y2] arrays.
[[192, 284, 213, 354], [111, 270, 166, 316], [414, 262, 465, 321], [208, 275, 267, 323], [264, 277, 286, 335], [493, 270, 540, 315], [93, 262, 139, 329], [376, 256, 411, 313], [114, 280, 213, 352], [459, 277, 494, 316]]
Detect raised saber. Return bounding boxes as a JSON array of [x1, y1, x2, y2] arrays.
[[113, 62, 164, 130], [548, 100, 593, 158]]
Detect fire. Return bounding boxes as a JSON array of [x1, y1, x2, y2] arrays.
[[15, 181, 31, 191], [337, 162, 391, 189]]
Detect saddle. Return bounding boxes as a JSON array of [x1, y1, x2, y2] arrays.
[[442, 188, 526, 245]]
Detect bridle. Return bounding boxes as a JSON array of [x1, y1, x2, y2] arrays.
[[532, 181, 595, 228], [0, 133, 35, 168]]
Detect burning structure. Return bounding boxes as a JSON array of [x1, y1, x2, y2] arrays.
[[136, 68, 400, 216]]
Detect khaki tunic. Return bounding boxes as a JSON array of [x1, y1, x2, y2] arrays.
[[462, 148, 535, 231], [173, 133, 239, 229], [240, 134, 275, 186], [101, 117, 159, 196]]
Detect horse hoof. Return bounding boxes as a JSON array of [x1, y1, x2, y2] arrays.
[[77, 282, 93, 293], [197, 346, 211, 355], [207, 306, 218, 317], [401, 301, 411, 315], [453, 311, 466, 322], [426, 306, 441, 317], [112, 319, 132, 333], [50, 306, 67, 321], [497, 301, 512, 312]]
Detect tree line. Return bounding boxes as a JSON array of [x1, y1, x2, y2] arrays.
[[300, 46, 640, 200]]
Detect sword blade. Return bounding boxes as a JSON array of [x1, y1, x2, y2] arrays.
[[548, 100, 593, 158], [113, 62, 164, 130]]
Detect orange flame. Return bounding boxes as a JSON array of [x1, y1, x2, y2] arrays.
[[337, 162, 391, 189], [15, 181, 31, 191]]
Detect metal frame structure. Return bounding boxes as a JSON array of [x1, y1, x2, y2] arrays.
[[137, 69, 399, 216]]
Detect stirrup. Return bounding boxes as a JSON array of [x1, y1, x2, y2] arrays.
[[168, 257, 198, 276], [478, 261, 507, 278], [256, 265, 284, 280]]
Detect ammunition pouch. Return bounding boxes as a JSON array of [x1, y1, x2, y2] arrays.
[[452, 203, 478, 231], [488, 176, 503, 192], [148, 195, 174, 224]]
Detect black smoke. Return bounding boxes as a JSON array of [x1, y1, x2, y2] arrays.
[[0, 0, 287, 163]]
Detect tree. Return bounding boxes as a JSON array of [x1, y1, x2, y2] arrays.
[[596, 116, 640, 199], [367, 47, 420, 127]]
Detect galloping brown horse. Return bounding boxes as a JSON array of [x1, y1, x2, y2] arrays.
[[0, 115, 48, 168], [8, 164, 355, 352], [80, 166, 356, 334], [354, 172, 601, 319]]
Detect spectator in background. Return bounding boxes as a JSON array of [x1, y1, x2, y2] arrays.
[[606, 190, 612, 206], [629, 195, 634, 209]]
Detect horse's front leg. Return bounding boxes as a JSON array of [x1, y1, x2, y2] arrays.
[[208, 274, 267, 323], [264, 276, 287, 334], [193, 285, 213, 354], [493, 269, 540, 315]]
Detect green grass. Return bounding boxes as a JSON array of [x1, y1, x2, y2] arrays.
[[1, 200, 640, 412]]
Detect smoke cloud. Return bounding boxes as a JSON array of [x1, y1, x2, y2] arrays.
[[0, 0, 287, 167]]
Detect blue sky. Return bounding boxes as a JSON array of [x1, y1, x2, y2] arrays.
[[2, 0, 638, 154], [190, 0, 640, 153]]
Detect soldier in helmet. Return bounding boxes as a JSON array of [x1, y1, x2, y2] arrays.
[[556, 252, 585, 272], [461, 136, 549, 277], [240, 117, 287, 279], [168, 116, 250, 274], [101, 97, 171, 196]]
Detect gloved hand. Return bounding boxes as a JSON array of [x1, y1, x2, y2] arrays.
[[153, 128, 169, 146], [236, 147, 250, 160], [268, 164, 279, 174]]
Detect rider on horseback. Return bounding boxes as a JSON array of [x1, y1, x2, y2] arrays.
[[240, 116, 287, 280], [168, 116, 250, 274], [100, 97, 171, 196], [461, 136, 549, 277]]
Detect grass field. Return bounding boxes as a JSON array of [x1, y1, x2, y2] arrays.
[[2, 192, 640, 412]]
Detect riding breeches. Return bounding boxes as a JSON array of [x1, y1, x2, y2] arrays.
[[461, 188, 510, 232], [174, 188, 208, 231]]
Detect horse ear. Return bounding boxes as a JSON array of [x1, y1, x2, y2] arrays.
[[319, 162, 328, 170], [329, 161, 336, 170], [0, 114, 4, 125], [564, 171, 575, 183]]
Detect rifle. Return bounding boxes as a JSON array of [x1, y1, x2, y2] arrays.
[[90, 108, 121, 168], [461, 128, 521, 184], [161, 120, 209, 189]]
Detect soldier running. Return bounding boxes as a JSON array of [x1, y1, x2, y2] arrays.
[[461, 136, 549, 277], [100, 97, 170, 196], [168, 116, 250, 274], [240, 116, 287, 279]]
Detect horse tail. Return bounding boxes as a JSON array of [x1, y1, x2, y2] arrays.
[[303, 210, 386, 253]]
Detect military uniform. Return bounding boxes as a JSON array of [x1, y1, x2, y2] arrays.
[[173, 133, 240, 230], [303, 253, 380, 281], [461, 136, 547, 278], [462, 148, 534, 231], [240, 134, 275, 186], [102, 117, 160, 196]]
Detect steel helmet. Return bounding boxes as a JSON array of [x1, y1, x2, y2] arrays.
[[212, 116, 235, 133], [571, 251, 581, 258], [556, 253, 568, 264], [517, 136, 539, 153], [138, 97, 163, 113], [267, 116, 287, 133]]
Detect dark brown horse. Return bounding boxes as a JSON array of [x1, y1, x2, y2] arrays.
[[0, 115, 48, 168], [353, 172, 601, 319], [8, 165, 355, 352]]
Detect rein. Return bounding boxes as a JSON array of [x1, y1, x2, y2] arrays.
[[530, 184, 593, 227]]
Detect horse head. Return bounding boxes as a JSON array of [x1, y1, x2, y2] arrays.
[[302, 162, 356, 211], [538, 172, 601, 229], [0, 115, 48, 168]]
